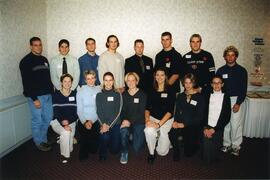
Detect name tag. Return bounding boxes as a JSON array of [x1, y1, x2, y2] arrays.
[[166, 62, 171, 68], [146, 65, 150, 70], [107, 96, 114, 101], [190, 100, 197, 106], [134, 98, 139, 103], [222, 74, 228, 79], [161, 93, 168, 98], [185, 54, 191, 58], [69, 97, 75, 101], [57, 65, 62, 68]]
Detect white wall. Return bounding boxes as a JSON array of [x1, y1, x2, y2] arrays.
[[0, 0, 269, 100], [0, 0, 47, 100]]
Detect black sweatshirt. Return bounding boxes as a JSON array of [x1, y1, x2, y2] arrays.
[[19, 52, 54, 101], [121, 89, 147, 125]]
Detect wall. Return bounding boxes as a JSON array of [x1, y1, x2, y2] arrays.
[[46, 0, 270, 83], [0, 0, 47, 100]]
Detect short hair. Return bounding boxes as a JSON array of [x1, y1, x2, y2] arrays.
[[58, 39, 70, 48], [124, 72, 140, 85], [102, 72, 115, 90], [223, 45, 239, 58], [60, 73, 73, 83], [211, 75, 224, 84], [153, 67, 169, 91], [134, 39, 144, 46], [106, 35, 119, 48], [161, 32, 172, 39], [85, 38, 96, 45], [30, 37, 41, 45], [189, 34, 202, 43], [84, 70, 96, 79], [181, 73, 197, 88]]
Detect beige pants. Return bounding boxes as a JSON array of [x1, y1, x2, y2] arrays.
[[144, 116, 173, 156], [50, 120, 76, 158]]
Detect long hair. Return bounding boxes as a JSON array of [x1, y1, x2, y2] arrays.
[[153, 67, 169, 91], [102, 72, 115, 90]]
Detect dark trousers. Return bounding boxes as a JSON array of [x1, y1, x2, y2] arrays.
[[120, 124, 145, 154], [202, 130, 223, 164], [78, 121, 100, 159], [99, 124, 121, 157], [169, 126, 200, 157]]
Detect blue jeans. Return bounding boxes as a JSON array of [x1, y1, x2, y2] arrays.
[[120, 124, 145, 154], [28, 94, 53, 145], [99, 124, 121, 157]]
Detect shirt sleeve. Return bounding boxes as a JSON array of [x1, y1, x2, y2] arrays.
[[71, 57, 80, 90], [207, 53, 216, 80], [50, 58, 61, 90], [236, 68, 248, 105], [98, 55, 106, 86], [76, 90, 86, 124], [96, 93, 105, 124]]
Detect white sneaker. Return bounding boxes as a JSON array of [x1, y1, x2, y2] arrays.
[[221, 146, 231, 153]]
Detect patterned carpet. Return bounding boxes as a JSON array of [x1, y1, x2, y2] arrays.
[[1, 137, 269, 179]]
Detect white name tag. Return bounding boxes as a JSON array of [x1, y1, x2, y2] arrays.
[[161, 93, 168, 98], [190, 100, 197, 106], [185, 54, 191, 58], [222, 74, 228, 79], [134, 98, 139, 103], [166, 62, 171, 68], [69, 97, 75, 101], [146, 65, 150, 70], [107, 96, 114, 101]]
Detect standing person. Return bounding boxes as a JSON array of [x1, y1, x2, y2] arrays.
[[78, 38, 100, 87], [96, 72, 123, 161], [125, 39, 154, 95], [76, 70, 101, 161], [202, 75, 231, 165], [169, 73, 205, 161], [155, 32, 185, 94], [98, 35, 125, 92], [50, 74, 78, 163], [216, 46, 248, 156], [144, 68, 176, 164], [19, 37, 54, 151], [183, 34, 215, 94], [120, 72, 147, 164], [50, 39, 80, 90]]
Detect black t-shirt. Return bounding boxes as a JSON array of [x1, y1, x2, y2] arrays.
[[146, 86, 176, 120], [155, 48, 185, 93], [183, 50, 215, 93]]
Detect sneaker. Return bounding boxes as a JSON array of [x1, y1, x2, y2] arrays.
[[36, 143, 52, 152], [221, 146, 231, 153], [120, 153, 128, 164], [61, 157, 69, 164], [231, 148, 240, 156]]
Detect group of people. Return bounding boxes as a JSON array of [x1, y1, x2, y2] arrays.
[[19, 32, 247, 165]]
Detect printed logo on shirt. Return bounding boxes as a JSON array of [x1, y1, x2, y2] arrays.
[[222, 74, 228, 79], [190, 100, 197, 106], [161, 93, 168, 98], [165, 57, 170, 62], [107, 96, 114, 101], [185, 54, 191, 58], [166, 62, 171, 68], [203, 57, 207, 61], [146, 65, 151, 70], [69, 97, 75, 101], [134, 98, 139, 103]]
